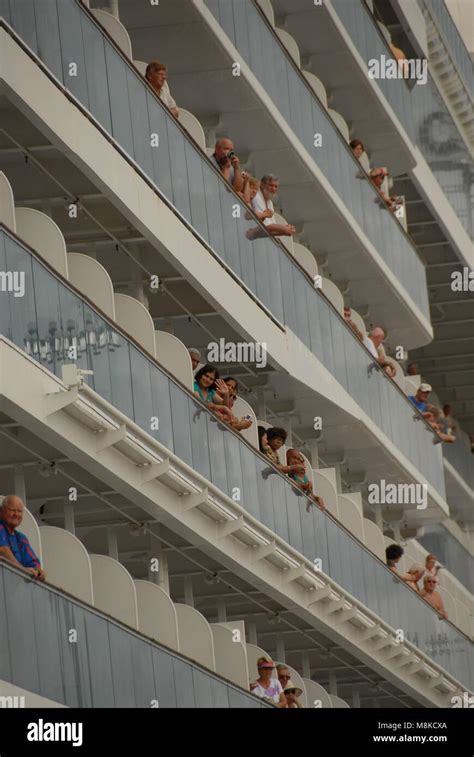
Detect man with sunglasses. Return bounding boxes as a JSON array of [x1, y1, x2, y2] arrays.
[[276, 665, 304, 708]]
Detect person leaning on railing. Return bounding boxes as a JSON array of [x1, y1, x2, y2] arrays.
[[286, 449, 325, 512], [0, 495, 46, 581], [250, 174, 296, 237], [193, 364, 233, 422], [369, 168, 401, 212], [145, 60, 179, 119], [385, 544, 411, 582], [343, 306, 364, 341], [425, 405, 456, 444], [350, 138, 365, 162], [363, 327, 396, 378]]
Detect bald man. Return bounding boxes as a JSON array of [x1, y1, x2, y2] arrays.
[[363, 327, 395, 377], [0, 495, 46, 581], [211, 137, 244, 192]]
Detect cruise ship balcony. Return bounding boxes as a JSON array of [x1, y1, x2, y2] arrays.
[[0, 224, 472, 698], [115, 0, 433, 349], [0, 16, 450, 529]]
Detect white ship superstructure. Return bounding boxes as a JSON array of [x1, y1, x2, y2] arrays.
[[0, 0, 472, 710]]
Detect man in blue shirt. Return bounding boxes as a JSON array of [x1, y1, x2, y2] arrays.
[[0, 495, 46, 581], [408, 383, 432, 417]]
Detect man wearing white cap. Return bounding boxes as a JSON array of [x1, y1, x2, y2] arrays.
[[408, 383, 432, 417]]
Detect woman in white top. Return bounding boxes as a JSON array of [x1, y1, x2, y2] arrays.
[[250, 657, 287, 707], [145, 61, 179, 119]]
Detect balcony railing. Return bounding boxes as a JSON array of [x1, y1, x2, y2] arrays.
[[0, 0, 446, 497], [331, 0, 473, 238], [0, 227, 471, 688], [0, 562, 267, 708]]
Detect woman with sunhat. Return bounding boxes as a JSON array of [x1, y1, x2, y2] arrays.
[[283, 679, 304, 708], [250, 657, 287, 707]]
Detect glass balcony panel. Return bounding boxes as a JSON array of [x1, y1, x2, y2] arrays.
[[130, 346, 156, 441], [104, 43, 136, 159], [83, 305, 113, 407], [169, 382, 194, 468], [4, 236, 36, 359], [57, 0, 90, 108], [271, 472, 291, 548]]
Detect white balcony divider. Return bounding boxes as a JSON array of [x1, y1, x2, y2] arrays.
[[67, 253, 116, 319], [90, 554, 139, 629], [40, 526, 94, 604]]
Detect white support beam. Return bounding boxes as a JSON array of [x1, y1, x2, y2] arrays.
[[393, 652, 415, 670], [427, 674, 443, 690], [13, 464, 26, 503], [107, 528, 118, 560], [284, 564, 306, 583], [320, 597, 346, 617], [275, 637, 285, 663], [253, 540, 277, 561], [307, 584, 332, 606], [63, 502, 76, 536], [336, 606, 357, 624], [181, 489, 209, 512], [183, 576, 194, 607], [408, 660, 425, 675], [384, 643, 403, 661], [371, 635, 392, 652], [140, 459, 171, 484], [218, 516, 245, 538], [95, 425, 127, 452], [45, 387, 79, 416]]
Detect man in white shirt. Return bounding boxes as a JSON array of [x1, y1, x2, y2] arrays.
[[145, 61, 179, 119], [363, 327, 395, 376], [251, 175, 295, 237]]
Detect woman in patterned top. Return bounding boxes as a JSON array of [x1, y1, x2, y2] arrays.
[[250, 657, 287, 707]]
